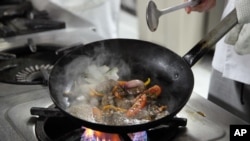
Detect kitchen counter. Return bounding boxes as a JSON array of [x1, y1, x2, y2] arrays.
[[175, 91, 248, 141], [0, 83, 248, 141]]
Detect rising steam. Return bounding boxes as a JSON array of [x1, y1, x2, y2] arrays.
[[55, 45, 131, 122]]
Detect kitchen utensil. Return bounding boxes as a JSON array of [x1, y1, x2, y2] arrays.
[[146, 0, 201, 32]]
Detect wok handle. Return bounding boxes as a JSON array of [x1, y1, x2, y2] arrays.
[[182, 9, 238, 67]]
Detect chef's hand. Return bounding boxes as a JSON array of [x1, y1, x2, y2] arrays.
[[184, 0, 216, 14], [226, 0, 250, 55]]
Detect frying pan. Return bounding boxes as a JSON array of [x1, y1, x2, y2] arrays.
[[48, 9, 238, 133]]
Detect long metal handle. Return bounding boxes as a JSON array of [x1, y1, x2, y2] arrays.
[[183, 9, 238, 67], [161, 0, 200, 15]]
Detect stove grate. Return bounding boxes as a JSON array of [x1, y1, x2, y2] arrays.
[[31, 107, 187, 141]]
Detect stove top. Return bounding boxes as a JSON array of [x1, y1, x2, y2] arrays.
[[0, 0, 248, 140], [1, 82, 246, 141], [0, 43, 244, 141], [31, 106, 186, 141], [0, 1, 66, 38], [0, 40, 64, 84], [0, 28, 246, 141]]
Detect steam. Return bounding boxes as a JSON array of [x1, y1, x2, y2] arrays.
[[60, 45, 131, 108]]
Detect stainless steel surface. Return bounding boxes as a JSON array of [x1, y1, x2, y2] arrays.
[[0, 0, 102, 50], [0, 81, 247, 141], [146, 0, 200, 32]]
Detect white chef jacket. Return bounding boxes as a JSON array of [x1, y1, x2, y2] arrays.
[[212, 0, 250, 85], [45, 0, 121, 38]]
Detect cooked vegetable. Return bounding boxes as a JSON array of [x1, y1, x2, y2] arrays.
[[126, 93, 147, 117], [146, 85, 162, 98], [67, 65, 168, 125], [144, 78, 151, 86], [124, 79, 144, 89]]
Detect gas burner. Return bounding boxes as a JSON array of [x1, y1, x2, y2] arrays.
[[81, 127, 147, 141], [33, 115, 183, 141], [16, 64, 53, 83], [0, 40, 64, 85], [31, 107, 187, 141]]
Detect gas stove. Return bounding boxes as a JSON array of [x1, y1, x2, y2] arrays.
[[0, 22, 247, 141], [0, 81, 248, 141], [0, 1, 248, 141], [0, 37, 248, 141], [0, 38, 248, 140], [1, 38, 246, 141]]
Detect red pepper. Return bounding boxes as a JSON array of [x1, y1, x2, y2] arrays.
[[147, 85, 162, 97], [126, 93, 147, 117]]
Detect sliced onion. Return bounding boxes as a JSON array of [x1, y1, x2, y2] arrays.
[[124, 79, 144, 88]]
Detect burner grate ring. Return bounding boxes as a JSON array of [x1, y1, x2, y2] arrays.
[[16, 64, 53, 82]]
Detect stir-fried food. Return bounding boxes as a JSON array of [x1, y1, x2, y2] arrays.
[[66, 65, 169, 125], [78, 79, 168, 125]]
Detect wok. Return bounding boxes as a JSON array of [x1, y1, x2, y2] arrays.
[[48, 9, 237, 133]]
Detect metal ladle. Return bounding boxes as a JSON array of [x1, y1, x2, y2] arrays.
[[146, 0, 201, 32]]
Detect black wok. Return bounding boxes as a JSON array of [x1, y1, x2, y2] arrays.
[[48, 9, 237, 133]]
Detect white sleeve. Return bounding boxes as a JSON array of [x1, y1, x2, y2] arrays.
[[234, 24, 250, 55], [235, 0, 250, 24]]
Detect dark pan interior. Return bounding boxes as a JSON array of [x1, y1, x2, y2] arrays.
[[49, 39, 194, 133]]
